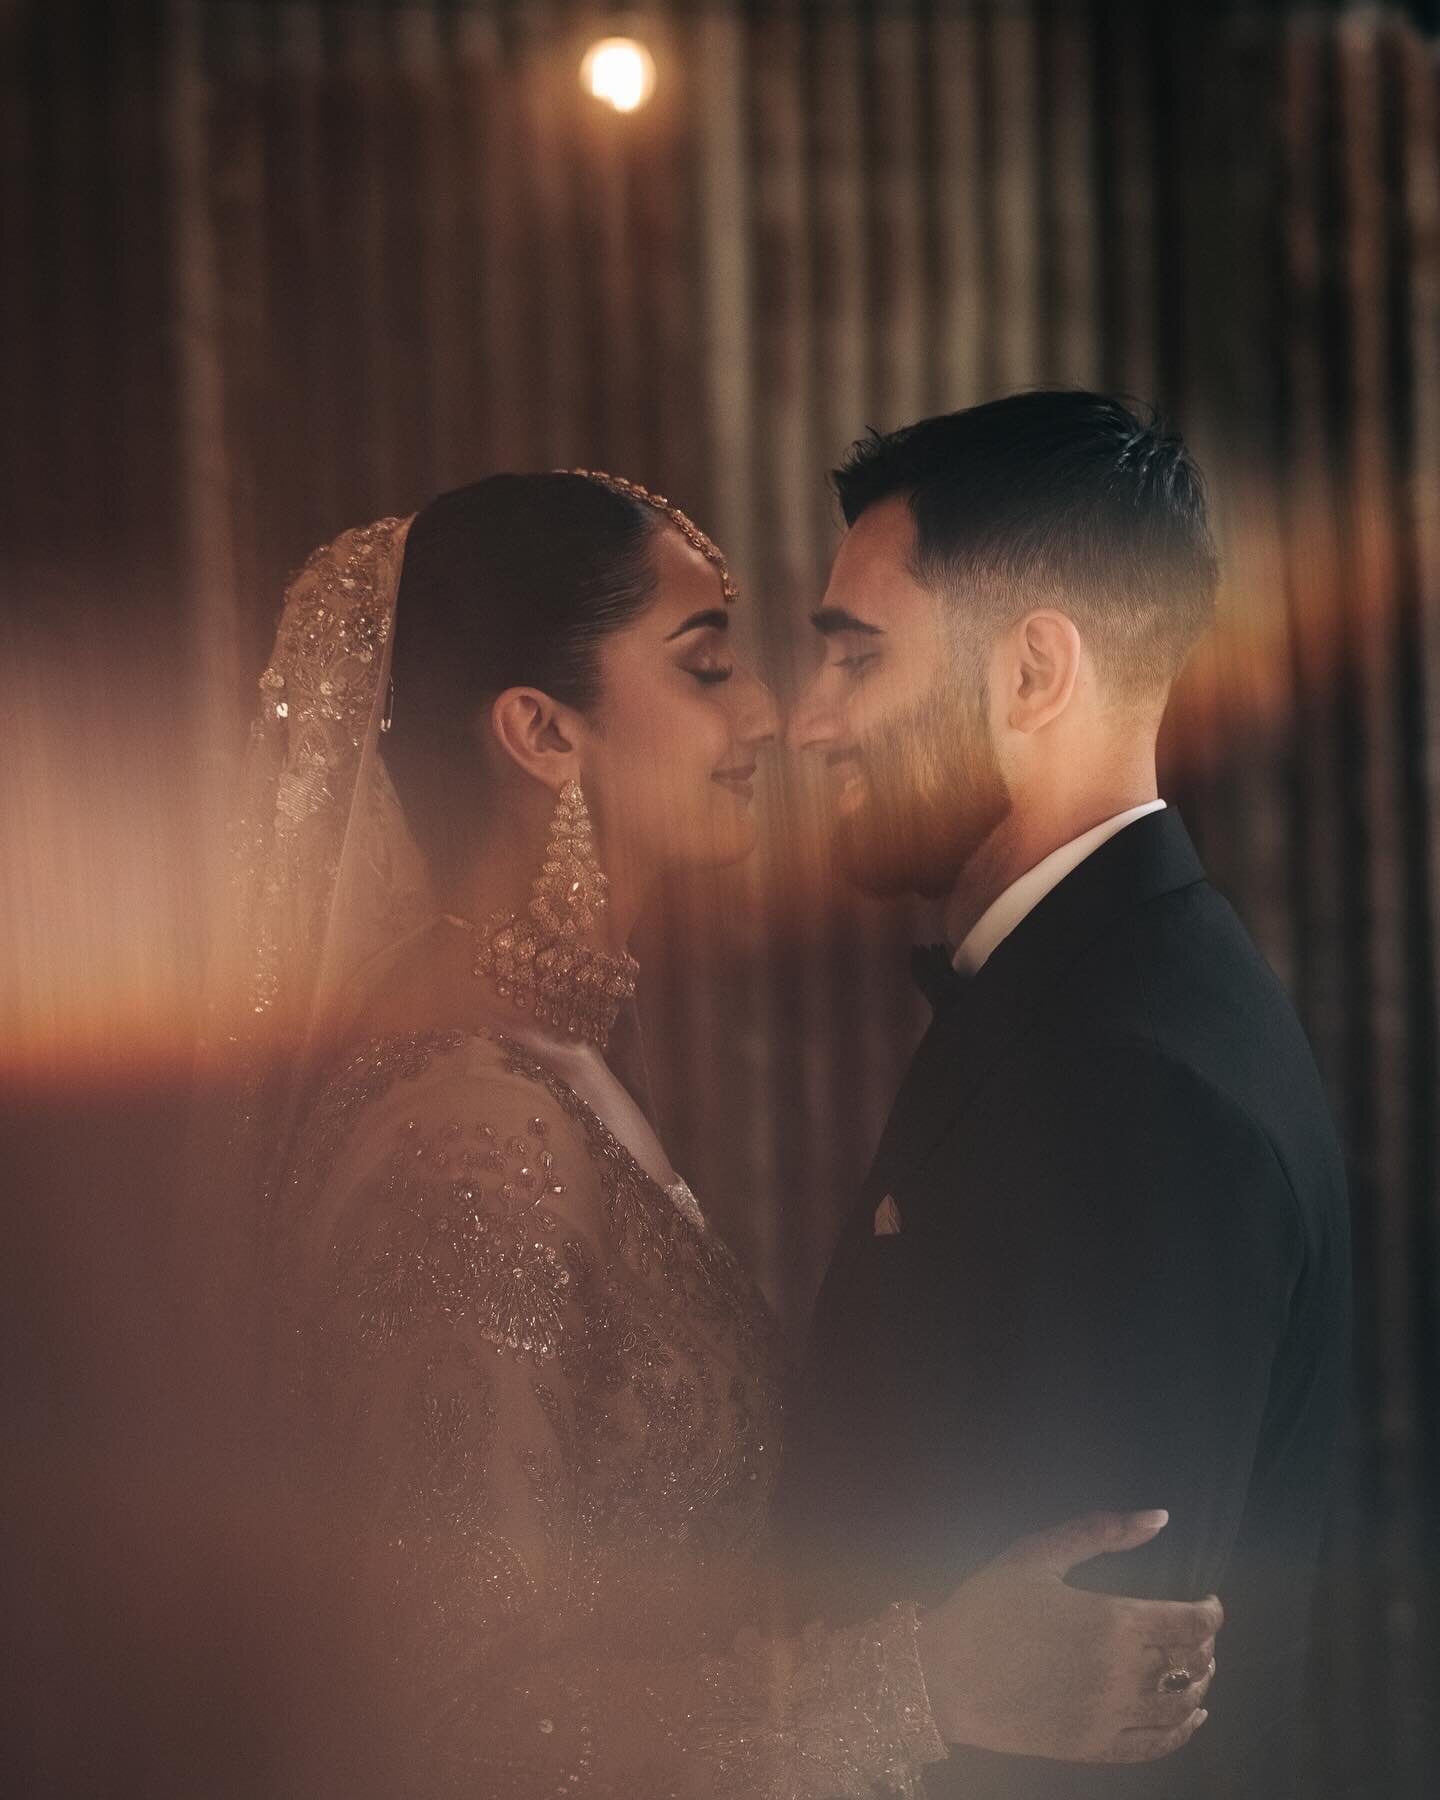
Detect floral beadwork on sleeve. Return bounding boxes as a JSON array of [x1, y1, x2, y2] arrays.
[[335, 1111, 592, 1362]]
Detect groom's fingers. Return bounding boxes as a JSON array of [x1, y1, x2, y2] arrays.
[[1125, 1593, 1225, 1647], [1000, 1508, 1170, 1577], [1103, 1708, 1210, 1764]]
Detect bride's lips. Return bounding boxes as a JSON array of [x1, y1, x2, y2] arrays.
[[712, 763, 757, 799]]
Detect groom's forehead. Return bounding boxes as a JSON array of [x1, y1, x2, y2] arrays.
[[819, 497, 931, 628]]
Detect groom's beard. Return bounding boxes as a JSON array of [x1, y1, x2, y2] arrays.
[[833, 671, 1012, 899]]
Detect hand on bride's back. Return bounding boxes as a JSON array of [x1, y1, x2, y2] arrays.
[[916, 1510, 1221, 1764]]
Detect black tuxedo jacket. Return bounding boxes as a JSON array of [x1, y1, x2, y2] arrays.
[[778, 809, 1350, 1800]]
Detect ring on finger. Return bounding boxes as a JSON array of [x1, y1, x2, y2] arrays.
[[1156, 1650, 1195, 1695]]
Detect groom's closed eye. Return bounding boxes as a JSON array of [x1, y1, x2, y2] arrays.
[[834, 651, 880, 679]]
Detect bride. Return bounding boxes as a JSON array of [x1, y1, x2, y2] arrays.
[[213, 473, 1219, 1797]]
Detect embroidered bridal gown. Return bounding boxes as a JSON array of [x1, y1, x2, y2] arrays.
[[271, 1027, 945, 1799]]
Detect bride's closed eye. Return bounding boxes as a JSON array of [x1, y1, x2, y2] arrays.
[[688, 664, 734, 685]]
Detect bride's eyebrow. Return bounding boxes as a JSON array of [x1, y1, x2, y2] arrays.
[[665, 608, 731, 640]]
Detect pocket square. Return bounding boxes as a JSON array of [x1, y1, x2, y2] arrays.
[[873, 1193, 902, 1236]]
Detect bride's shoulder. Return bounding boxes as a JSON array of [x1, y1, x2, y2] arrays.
[[282, 1028, 605, 1246]]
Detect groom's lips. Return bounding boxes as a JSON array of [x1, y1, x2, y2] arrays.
[[837, 775, 867, 816], [827, 754, 867, 816]]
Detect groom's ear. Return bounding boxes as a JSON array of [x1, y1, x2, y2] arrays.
[[486, 686, 581, 788], [1005, 610, 1083, 734]]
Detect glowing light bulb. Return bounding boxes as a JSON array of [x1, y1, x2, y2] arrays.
[[581, 37, 656, 114]]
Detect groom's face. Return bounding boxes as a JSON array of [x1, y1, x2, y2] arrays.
[[789, 497, 1011, 898]]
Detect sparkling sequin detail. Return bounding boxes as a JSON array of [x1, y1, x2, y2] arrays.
[[275, 1030, 943, 1797]]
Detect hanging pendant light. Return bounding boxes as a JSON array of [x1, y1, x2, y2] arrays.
[[580, 35, 657, 114]]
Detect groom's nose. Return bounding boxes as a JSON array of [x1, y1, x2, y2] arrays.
[[785, 672, 844, 753]]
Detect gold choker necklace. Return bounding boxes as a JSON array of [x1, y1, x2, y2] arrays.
[[442, 780, 638, 1050], [443, 910, 638, 1049]]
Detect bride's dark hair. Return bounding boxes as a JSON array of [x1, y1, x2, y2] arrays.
[[383, 472, 660, 889]]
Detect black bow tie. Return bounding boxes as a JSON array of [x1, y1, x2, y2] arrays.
[[911, 941, 971, 1012]]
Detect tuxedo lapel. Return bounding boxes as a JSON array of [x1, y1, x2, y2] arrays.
[[858, 1005, 972, 1213], [856, 809, 1208, 1223]]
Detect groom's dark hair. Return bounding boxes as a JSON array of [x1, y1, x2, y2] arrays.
[[831, 390, 1219, 701]]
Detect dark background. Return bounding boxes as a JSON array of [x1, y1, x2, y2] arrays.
[[3, 3, 1437, 1795]]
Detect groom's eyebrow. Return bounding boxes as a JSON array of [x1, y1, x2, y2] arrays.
[[810, 605, 884, 636], [665, 607, 731, 640]]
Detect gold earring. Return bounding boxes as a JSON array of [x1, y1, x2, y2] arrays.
[[451, 780, 639, 1048], [529, 778, 608, 938]]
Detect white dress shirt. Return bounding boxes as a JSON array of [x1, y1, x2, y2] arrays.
[[952, 800, 1168, 976]]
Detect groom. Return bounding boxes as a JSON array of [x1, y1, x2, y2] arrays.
[[780, 392, 1350, 1799]]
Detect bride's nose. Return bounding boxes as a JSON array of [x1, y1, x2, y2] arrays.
[[734, 667, 780, 747]]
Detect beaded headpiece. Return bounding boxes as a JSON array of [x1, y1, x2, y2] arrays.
[[559, 468, 737, 601]]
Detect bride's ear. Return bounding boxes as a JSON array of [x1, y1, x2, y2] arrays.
[[486, 686, 582, 791]]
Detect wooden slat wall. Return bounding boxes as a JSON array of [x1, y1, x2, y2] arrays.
[[4, 3, 1437, 1794]]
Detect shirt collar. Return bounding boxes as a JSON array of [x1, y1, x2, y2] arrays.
[[952, 799, 1168, 976]]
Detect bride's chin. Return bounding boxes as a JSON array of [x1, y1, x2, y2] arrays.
[[683, 818, 760, 873]]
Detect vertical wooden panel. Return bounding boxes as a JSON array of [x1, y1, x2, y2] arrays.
[[692, 4, 754, 573], [1279, 20, 1350, 1086], [1402, 34, 1440, 1039], [0, 10, 34, 516], [1102, 3, 1158, 395], [1043, 5, 1100, 385], [809, 2, 866, 483], [472, 6, 536, 471], [868, 4, 927, 424], [1398, 45, 1440, 1722], [930, 1, 985, 408], [204, 3, 267, 668], [988, 3, 1041, 387], [168, 0, 243, 849], [396, 5, 464, 492], [633, 7, 704, 505], [451, 6, 504, 475], [583, 43, 643, 478], [1339, 26, 1426, 1774], [524, 1, 584, 467]]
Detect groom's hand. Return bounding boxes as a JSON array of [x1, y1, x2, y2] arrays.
[[915, 1509, 1221, 1764]]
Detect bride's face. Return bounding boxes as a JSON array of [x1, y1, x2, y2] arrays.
[[581, 524, 777, 878]]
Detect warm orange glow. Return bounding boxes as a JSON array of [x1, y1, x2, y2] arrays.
[[0, 647, 214, 1088]]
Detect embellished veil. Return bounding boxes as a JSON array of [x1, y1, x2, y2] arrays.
[[199, 515, 434, 1243]]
